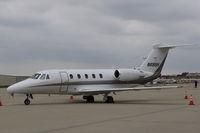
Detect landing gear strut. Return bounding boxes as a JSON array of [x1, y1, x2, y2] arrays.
[[83, 96, 95, 103], [24, 94, 33, 105]]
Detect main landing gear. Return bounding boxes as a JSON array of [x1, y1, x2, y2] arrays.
[[83, 96, 95, 103], [105, 96, 114, 103], [83, 95, 114, 103], [104, 95, 114, 103], [24, 94, 33, 105]]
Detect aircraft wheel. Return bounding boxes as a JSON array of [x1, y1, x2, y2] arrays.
[[24, 98, 30, 105], [106, 96, 114, 103], [86, 96, 94, 103]]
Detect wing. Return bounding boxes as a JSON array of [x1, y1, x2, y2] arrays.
[[78, 85, 182, 94]]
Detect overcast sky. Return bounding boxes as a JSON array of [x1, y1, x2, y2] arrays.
[[0, 0, 200, 76]]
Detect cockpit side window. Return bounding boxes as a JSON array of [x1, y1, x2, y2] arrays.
[[40, 74, 46, 80], [46, 74, 50, 79]]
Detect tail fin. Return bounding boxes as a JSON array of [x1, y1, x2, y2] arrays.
[[140, 44, 177, 76]]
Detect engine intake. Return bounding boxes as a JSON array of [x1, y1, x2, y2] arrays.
[[114, 70, 120, 78]]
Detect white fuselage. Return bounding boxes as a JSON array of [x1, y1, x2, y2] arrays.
[[7, 69, 152, 95], [6, 44, 185, 105]]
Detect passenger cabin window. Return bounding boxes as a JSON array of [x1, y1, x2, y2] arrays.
[[99, 74, 103, 79], [40, 74, 46, 80], [92, 74, 96, 79], [70, 74, 73, 79], [85, 74, 88, 79], [77, 74, 81, 79], [46, 74, 50, 79]]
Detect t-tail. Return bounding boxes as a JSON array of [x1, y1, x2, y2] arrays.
[[140, 44, 178, 79]]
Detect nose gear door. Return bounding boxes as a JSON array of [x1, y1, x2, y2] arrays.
[[60, 72, 69, 93]]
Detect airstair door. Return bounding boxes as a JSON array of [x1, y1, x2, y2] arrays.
[[60, 72, 69, 93]]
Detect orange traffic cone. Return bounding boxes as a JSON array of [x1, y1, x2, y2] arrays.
[[189, 95, 195, 105], [184, 95, 188, 100], [184, 91, 188, 99], [69, 96, 74, 100], [0, 96, 3, 106]]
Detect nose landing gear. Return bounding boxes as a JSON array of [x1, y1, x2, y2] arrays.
[[24, 94, 33, 105]]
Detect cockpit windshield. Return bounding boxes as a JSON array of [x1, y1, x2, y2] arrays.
[[31, 73, 41, 79], [30, 73, 50, 80]]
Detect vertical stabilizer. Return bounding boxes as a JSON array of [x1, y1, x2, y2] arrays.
[[140, 44, 176, 76]]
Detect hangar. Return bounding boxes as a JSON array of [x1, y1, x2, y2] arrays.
[[0, 75, 28, 88]]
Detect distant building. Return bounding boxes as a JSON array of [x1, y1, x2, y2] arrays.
[[186, 72, 200, 77], [161, 72, 200, 79], [181, 72, 189, 77], [0, 75, 29, 88]]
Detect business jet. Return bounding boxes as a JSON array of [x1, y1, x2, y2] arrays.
[[7, 44, 183, 105]]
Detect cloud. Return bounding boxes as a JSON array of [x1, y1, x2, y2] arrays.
[[0, 0, 199, 75]]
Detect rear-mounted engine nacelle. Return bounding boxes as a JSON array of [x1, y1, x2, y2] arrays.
[[114, 69, 145, 81]]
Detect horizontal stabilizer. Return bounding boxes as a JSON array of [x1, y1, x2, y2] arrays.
[[154, 44, 195, 49]]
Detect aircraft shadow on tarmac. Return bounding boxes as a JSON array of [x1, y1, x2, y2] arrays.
[[11, 99, 186, 106]]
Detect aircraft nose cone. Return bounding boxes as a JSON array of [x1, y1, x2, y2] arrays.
[[7, 80, 29, 94], [7, 85, 16, 94]]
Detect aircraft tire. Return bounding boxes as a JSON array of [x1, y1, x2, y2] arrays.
[[24, 98, 30, 105], [86, 96, 94, 103], [106, 96, 114, 103]]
